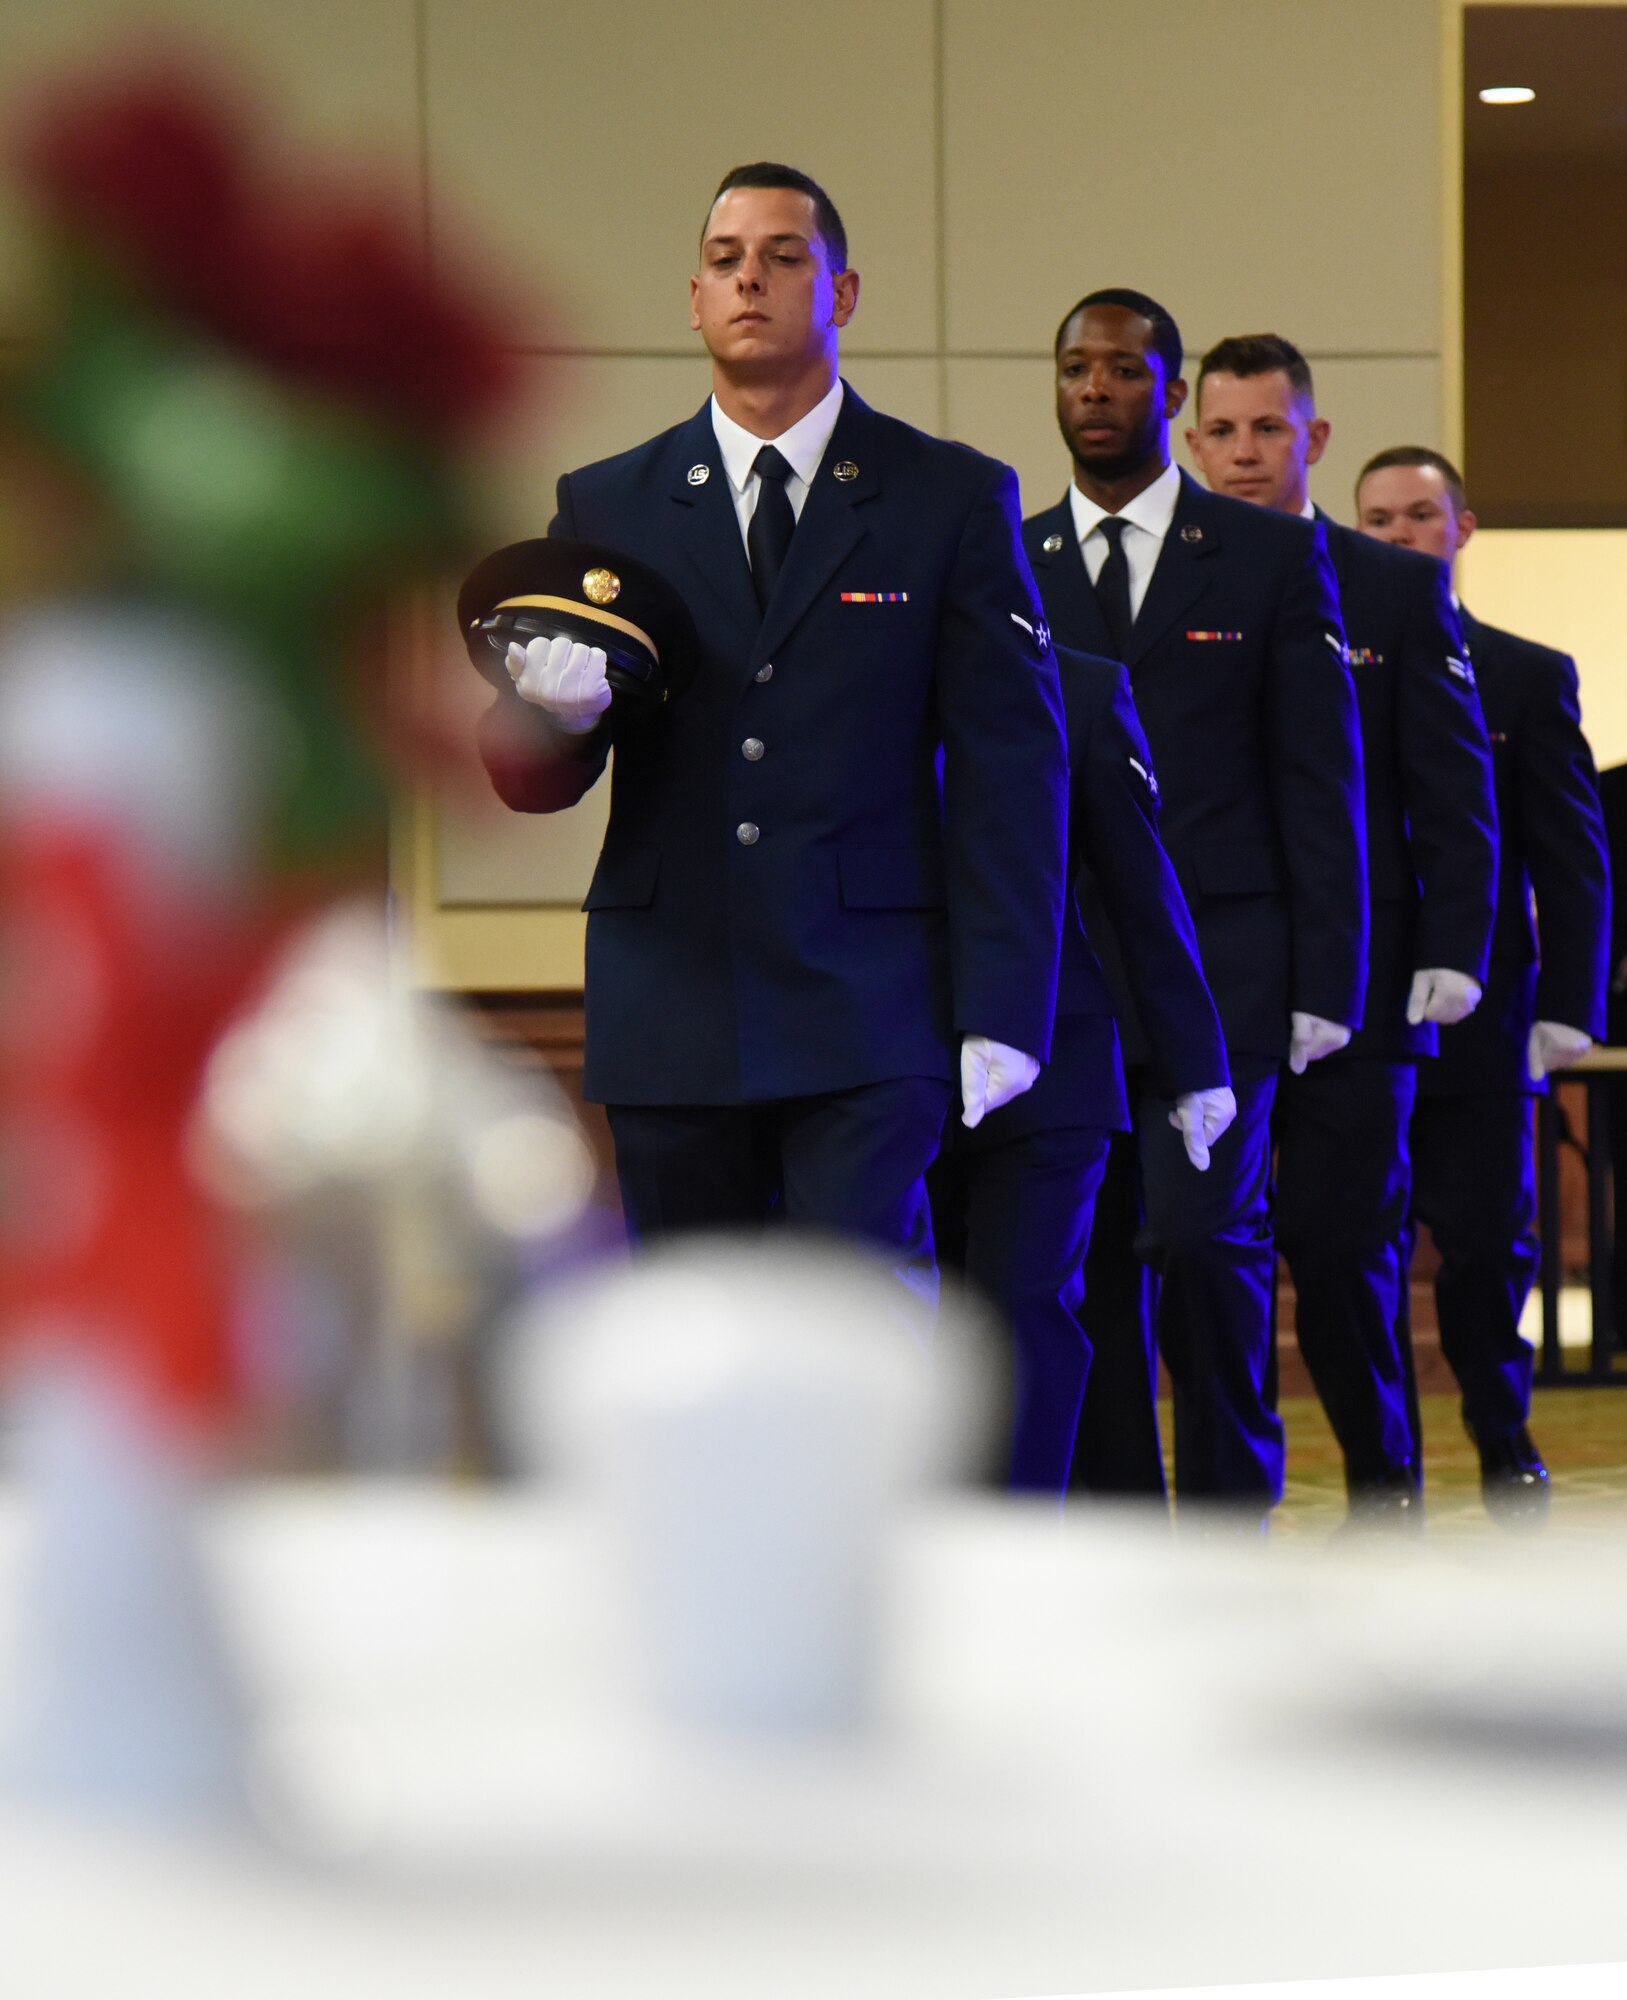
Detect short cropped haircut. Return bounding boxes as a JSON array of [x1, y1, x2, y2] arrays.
[[1196, 333, 1315, 411], [1356, 445, 1468, 514], [1053, 288, 1184, 381], [703, 162, 848, 272]]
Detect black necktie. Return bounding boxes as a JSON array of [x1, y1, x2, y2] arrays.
[[1094, 515, 1133, 661], [747, 445, 796, 611]]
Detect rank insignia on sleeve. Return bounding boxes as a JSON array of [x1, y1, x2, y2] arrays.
[[1010, 610, 1051, 650], [1323, 631, 1349, 663], [1446, 654, 1475, 686], [1129, 756, 1160, 800]]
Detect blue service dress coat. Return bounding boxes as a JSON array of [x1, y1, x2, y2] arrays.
[[1316, 516, 1498, 1056], [1423, 609, 1611, 1096], [479, 384, 1070, 1107], [928, 647, 1225, 1496], [993, 647, 1228, 1139], [1023, 471, 1367, 1064], [1271, 520, 1497, 1494]]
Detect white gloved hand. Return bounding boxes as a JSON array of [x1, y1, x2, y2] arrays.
[[960, 1036, 1041, 1129], [1167, 1085, 1237, 1173], [1528, 1020, 1593, 1083], [506, 634, 612, 734], [1406, 966, 1483, 1027], [1288, 1011, 1351, 1075]]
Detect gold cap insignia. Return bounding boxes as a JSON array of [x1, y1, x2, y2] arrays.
[[1042, 533, 1064, 554], [687, 463, 710, 485], [834, 460, 859, 482], [1180, 524, 1204, 543], [582, 567, 621, 606]]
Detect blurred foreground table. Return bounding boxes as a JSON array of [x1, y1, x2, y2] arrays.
[[1, 1486, 1626, 1999]]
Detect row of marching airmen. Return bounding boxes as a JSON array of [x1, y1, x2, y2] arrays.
[[465, 160, 1611, 1532]]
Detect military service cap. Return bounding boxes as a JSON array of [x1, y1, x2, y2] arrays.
[[458, 537, 700, 707]]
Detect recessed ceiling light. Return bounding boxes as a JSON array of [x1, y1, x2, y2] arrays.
[[1479, 85, 1536, 105]]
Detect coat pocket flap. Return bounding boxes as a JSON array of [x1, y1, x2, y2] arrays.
[[582, 847, 660, 911], [1192, 842, 1285, 897], [837, 845, 948, 909]]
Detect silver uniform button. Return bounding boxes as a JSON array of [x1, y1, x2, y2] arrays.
[[736, 821, 760, 846], [742, 737, 764, 761], [755, 662, 774, 682]]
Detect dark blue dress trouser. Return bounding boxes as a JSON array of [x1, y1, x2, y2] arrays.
[[1077, 1058, 1284, 1509], [929, 1120, 1111, 1495], [1408, 1089, 1538, 1445], [1274, 1057, 1420, 1485], [606, 1078, 953, 1298]]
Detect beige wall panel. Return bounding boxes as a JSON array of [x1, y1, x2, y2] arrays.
[[0, 0, 420, 333], [1460, 529, 1627, 769], [437, 757, 611, 907], [424, 0, 939, 355], [945, 354, 1441, 531], [483, 354, 715, 542], [941, 0, 1441, 359], [943, 356, 1059, 517], [835, 357, 944, 437], [413, 905, 587, 990], [1278, 358, 1445, 527], [484, 354, 944, 545]]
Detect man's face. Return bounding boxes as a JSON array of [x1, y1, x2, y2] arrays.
[[1055, 304, 1186, 482], [1186, 369, 1328, 514], [1355, 462, 1473, 562], [690, 185, 856, 374]]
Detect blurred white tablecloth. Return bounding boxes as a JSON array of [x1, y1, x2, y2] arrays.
[[1, 1486, 1625, 1999]]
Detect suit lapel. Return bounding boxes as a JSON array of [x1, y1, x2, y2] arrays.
[[754, 383, 877, 661], [1458, 605, 1483, 664], [1028, 498, 1113, 656], [666, 405, 760, 641], [1125, 472, 1217, 666]]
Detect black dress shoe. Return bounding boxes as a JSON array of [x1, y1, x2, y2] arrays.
[[1340, 1470, 1424, 1535], [1477, 1428, 1550, 1527]]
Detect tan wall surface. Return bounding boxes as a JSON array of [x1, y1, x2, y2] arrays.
[[412, 0, 1458, 985], [1459, 529, 1627, 769], [0, 2, 1467, 989]]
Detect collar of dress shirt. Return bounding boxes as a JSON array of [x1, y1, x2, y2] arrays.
[[1300, 497, 1317, 520], [1067, 457, 1182, 551], [711, 379, 845, 495]]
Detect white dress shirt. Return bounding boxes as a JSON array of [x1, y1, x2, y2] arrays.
[[711, 380, 845, 553], [1067, 459, 1182, 622]]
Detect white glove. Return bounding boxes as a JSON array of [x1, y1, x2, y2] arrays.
[[1288, 1011, 1351, 1075], [960, 1035, 1041, 1129], [1167, 1085, 1237, 1172], [1406, 967, 1483, 1027], [1528, 1020, 1593, 1083], [506, 634, 612, 734]]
